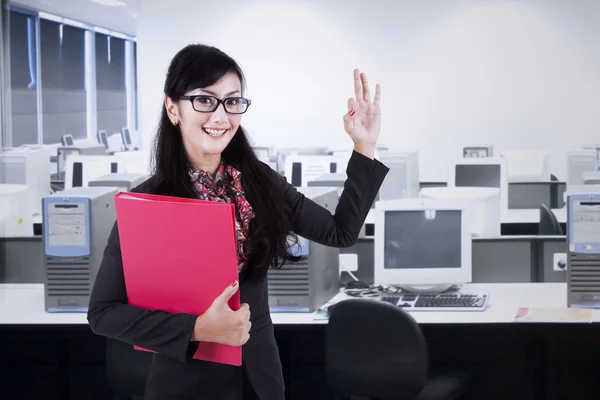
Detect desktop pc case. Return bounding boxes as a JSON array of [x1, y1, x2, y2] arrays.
[[268, 187, 341, 312], [567, 193, 600, 308], [567, 149, 598, 186], [43, 187, 118, 312]]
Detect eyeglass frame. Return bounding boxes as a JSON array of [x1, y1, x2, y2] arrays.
[[178, 95, 252, 114]]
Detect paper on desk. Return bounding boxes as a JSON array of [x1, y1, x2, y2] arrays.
[[514, 307, 592, 323]]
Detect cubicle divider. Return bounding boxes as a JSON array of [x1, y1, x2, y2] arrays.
[[340, 236, 567, 285], [0, 237, 44, 284], [2, 235, 567, 286]]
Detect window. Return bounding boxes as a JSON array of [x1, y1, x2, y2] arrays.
[[7, 8, 39, 146], [2, 6, 136, 147], [40, 19, 86, 144], [96, 32, 126, 135]]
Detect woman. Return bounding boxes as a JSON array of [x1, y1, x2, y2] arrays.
[[87, 44, 389, 400]]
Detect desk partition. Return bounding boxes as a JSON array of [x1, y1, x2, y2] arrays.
[[341, 236, 567, 285], [1, 235, 568, 286], [0, 237, 44, 284], [508, 181, 566, 209]]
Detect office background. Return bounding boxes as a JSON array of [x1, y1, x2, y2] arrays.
[[134, 0, 600, 182], [1, 1, 600, 400], [2, 0, 599, 181]]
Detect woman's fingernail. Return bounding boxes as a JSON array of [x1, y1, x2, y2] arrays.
[[349, 109, 356, 116], [231, 280, 238, 288]]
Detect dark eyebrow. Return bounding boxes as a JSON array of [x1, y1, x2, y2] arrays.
[[199, 89, 241, 97]]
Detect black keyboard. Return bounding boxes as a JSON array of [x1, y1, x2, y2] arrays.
[[380, 293, 488, 311]]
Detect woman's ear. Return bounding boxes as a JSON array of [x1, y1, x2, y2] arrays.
[[165, 96, 180, 125]]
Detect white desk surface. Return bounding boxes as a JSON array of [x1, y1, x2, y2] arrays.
[[0, 283, 597, 326]]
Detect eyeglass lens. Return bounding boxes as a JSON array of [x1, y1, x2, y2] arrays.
[[193, 96, 249, 113]]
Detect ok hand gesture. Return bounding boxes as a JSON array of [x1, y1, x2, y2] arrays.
[[343, 69, 381, 153]]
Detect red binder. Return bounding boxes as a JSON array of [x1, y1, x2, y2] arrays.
[[114, 192, 241, 366]]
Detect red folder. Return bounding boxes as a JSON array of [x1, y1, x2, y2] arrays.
[[114, 192, 241, 366]]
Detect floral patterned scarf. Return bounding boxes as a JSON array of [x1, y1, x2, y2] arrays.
[[188, 162, 254, 266]]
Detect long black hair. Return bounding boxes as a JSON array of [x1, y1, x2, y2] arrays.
[[148, 44, 302, 277]]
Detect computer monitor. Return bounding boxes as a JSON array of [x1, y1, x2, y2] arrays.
[[275, 147, 329, 174], [61, 134, 74, 147], [374, 198, 472, 293], [420, 187, 501, 237], [463, 146, 493, 158], [448, 157, 508, 214], [283, 154, 348, 187], [501, 149, 549, 182], [307, 172, 346, 197], [97, 130, 109, 149], [112, 150, 152, 175], [377, 151, 419, 200], [121, 128, 132, 149], [64, 155, 121, 190]]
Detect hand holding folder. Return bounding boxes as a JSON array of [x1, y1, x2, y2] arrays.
[[114, 192, 242, 366]]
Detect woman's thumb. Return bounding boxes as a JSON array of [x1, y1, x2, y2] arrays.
[[215, 280, 238, 308]]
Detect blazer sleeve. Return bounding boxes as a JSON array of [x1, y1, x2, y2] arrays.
[[87, 222, 199, 363], [277, 150, 389, 247]]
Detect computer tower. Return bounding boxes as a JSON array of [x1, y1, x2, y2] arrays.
[[268, 187, 341, 312], [43, 186, 118, 312], [0, 184, 34, 237], [567, 149, 597, 186], [88, 172, 147, 192], [566, 193, 600, 307]]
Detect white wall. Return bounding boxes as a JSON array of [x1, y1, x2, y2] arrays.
[[137, 0, 600, 181]]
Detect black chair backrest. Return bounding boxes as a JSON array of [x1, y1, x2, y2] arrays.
[[538, 203, 563, 235], [325, 299, 428, 400]]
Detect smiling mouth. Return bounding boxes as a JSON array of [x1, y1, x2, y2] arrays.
[[203, 128, 228, 137]]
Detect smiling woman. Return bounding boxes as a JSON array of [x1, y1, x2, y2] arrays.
[[87, 43, 389, 400], [166, 72, 251, 172]]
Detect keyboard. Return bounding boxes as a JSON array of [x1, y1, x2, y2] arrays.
[[379, 293, 489, 311]]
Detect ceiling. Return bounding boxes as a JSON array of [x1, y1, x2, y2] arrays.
[[10, 0, 137, 36]]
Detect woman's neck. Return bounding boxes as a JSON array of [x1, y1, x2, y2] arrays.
[[189, 152, 222, 176]]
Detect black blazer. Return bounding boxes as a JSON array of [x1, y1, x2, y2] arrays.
[[87, 150, 388, 400]]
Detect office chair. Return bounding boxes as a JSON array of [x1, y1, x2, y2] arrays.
[[325, 299, 471, 400], [105, 337, 152, 400], [538, 203, 563, 235]]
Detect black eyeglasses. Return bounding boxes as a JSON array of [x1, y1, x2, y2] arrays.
[[178, 95, 252, 114]]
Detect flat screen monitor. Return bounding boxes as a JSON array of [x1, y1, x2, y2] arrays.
[[121, 128, 132, 147], [61, 134, 74, 147], [97, 130, 109, 149]]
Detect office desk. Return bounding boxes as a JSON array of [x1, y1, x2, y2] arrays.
[[0, 282, 589, 326], [2, 283, 600, 400]]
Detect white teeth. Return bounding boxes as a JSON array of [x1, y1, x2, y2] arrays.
[[204, 128, 227, 137]]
